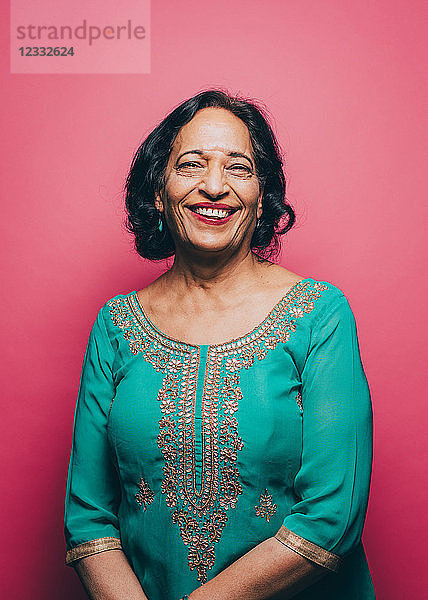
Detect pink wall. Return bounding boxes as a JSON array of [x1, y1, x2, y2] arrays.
[[1, 1, 426, 598]]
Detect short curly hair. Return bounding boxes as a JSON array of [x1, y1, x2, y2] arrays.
[[124, 88, 296, 260]]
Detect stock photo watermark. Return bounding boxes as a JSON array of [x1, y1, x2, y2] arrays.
[[11, 0, 151, 74]]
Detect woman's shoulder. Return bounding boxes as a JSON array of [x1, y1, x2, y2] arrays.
[[257, 265, 356, 336], [93, 289, 137, 330], [303, 276, 347, 302], [282, 274, 355, 330], [300, 277, 358, 331], [100, 288, 135, 307], [264, 265, 346, 305]]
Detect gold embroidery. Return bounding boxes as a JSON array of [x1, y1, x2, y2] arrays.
[[172, 508, 227, 577], [313, 282, 329, 291], [135, 477, 155, 510], [296, 391, 303, 412], [107, 279, 328, 583], [255, 489, 277, 522]]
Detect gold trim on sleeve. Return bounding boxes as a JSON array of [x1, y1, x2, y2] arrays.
[[275, 525, 342, 572], [65, 537, 122, 565]]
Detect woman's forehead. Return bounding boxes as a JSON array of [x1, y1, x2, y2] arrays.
[[171, 108, 253, 157]]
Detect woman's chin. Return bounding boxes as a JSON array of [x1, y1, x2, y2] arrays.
[[172, 219, 250, 256], [184, 234, 242, 256]]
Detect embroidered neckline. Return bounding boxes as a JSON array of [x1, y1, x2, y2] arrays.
[[130, 277, 312, 351]]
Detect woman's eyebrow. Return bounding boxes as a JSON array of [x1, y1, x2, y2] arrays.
[[176, 150, 254, 168]]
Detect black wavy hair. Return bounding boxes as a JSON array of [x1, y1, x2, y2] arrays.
[[124, 88, 296, 260]]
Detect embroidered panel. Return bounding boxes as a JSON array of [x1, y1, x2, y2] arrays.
[[107, 280, 328, 583], [255, 489, 277, 522]]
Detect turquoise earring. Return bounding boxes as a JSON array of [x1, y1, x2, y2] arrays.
[[158, 214, 163, 232]]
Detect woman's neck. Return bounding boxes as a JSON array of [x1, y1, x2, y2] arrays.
[[160, 246, 269, 300]]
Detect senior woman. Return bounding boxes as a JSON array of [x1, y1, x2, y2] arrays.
[[64, 89, 374, 600]]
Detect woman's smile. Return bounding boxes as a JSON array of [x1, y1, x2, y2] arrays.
[[185, 202, 240, 226]]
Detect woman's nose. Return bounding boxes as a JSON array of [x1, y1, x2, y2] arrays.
[[199, 165, 228, 197]]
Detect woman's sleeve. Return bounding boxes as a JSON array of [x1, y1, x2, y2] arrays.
[[275, 293, 373, 572], [64, 307, 122, 566]]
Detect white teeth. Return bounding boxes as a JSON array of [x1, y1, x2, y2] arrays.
[[194, 207, 231, 218]]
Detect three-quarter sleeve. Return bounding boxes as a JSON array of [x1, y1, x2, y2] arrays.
[[275, 294, 373, 572], [64, 307, 122, 565]]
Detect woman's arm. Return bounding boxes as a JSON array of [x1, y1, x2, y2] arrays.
[[74, 541, 321, 600], [64, 309, 147, 597], [188, 537, 324, 600], [73, 550, 148, 600]]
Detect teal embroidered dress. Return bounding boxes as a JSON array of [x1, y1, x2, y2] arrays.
[[64, 278, 375, 599]]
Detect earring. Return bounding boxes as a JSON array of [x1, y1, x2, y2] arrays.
[[158, 215, 163, 232]]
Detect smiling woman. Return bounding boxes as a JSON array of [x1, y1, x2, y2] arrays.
[[63, 89, 375, 600], [123, 90, 294, 262]]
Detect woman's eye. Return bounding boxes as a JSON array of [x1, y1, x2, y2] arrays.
[[177, 161, 202, 169], [228, 164, 252, 175]]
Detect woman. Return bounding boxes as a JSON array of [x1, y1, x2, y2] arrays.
[[64, 89, 374, 600]]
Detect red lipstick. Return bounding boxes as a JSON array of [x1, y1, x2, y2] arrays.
[[185, 202, 239, 226], [190, 210, 235, 226], [189, 202, 237, 210]]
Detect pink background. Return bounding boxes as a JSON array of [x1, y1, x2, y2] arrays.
[[1, 1, 427, 598]]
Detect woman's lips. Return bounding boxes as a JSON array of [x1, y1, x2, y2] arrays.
[[190, 210, 235, 226], [186, 206, 237, 225]]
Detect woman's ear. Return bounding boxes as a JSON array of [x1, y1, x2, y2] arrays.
[[154, 193, 164, 212], [256, 193, 263, 220]]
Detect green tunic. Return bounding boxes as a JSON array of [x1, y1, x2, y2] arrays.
[[64, 277, 375, 599]]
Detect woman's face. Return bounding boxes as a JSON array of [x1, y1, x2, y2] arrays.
[[155, 107, 263, 256]]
